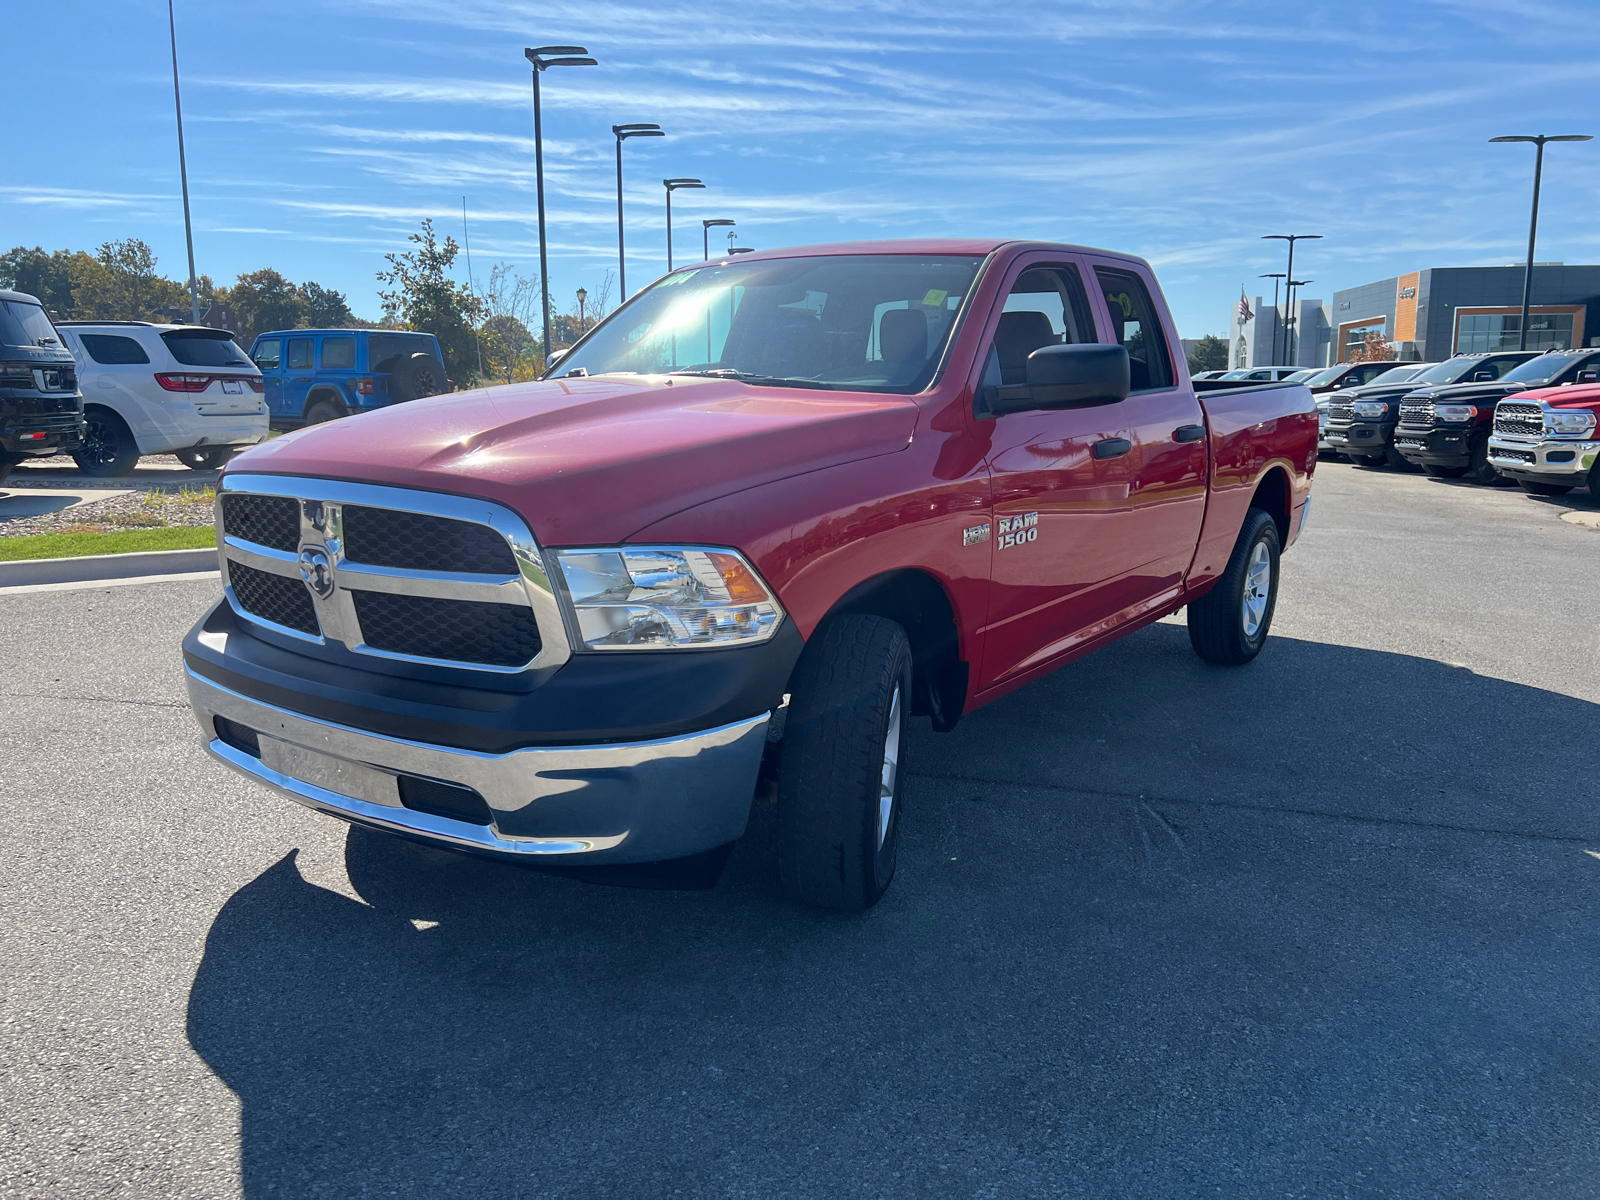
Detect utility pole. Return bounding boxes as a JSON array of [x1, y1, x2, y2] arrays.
[[1490, 134, 1592, 349]]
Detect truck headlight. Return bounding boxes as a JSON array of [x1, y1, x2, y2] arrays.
[[553, 546, 785, 649], [1547, 410, 1597, 436], [1352, 401, 1389, 419], [1435, 404, 1477, 422]]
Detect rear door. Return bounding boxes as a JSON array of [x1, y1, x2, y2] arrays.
[[1086, 260, 1209, 605], [68, 329, 163, 451], [978, 256, 1152, 691]]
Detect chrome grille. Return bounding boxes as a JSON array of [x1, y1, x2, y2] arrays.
[[341, 505, 517, 575], [214, 475, 571, 674], [1398, 400, 1435, 429], [1327, 401, 1355, 423], [1495, 403, 1544, 437], [228, 560, 320, 634], [221, 494, 300, 552], [351, 591, 541, 666]]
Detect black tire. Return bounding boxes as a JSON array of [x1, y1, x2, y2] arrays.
[[1522, 480, 1574, 496], [173, 446, 235, 470], [1589, 459, 1600, 495], [72, 407, 139, 477], [0, 457, 14, 486], [1383, 441, 1414, 470], [1187, 507, 1281, 666], [1468, 437, 1502, 485], [776, 614, 912, 912], [1424, 464, 1470, 479], [389, 353, 449, 402], [305, 399, 345, 425], [1347, 453, 1387, 468]]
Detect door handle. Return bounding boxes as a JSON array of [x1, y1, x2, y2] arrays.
[[1092, 437, 1132, 460], [1173, 424, 1206, 443]]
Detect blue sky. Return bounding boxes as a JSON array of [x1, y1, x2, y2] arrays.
[[8, 0, 1600, 338]]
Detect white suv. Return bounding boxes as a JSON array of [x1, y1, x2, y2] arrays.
[[57, 322, 268, 475]]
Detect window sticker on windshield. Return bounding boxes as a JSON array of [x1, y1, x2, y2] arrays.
[[656, 271, 699, 288], [921, 289, 948, 308]]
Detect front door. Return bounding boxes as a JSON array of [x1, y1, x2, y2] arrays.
[[978, 259, 1152, 692], [250, 338, 284, 417], [283, 336, 315, 420]]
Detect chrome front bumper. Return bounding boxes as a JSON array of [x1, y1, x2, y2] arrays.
[[1486, 436, 1599, 479], [186, 667, 770, 863]]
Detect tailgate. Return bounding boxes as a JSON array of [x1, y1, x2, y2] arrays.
[[194, 376, 262, 416]]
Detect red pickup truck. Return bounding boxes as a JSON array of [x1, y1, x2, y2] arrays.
[[183, 239, 1315, 910]]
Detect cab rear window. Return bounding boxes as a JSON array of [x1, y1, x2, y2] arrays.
[[162, 331, 252, 368]]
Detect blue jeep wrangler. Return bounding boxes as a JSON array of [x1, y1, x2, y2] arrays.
[[247, 329, 450, 428]]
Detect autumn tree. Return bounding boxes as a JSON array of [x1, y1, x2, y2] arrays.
[[376, 219, 481, 386], [1348, 330, 1397, 363], [1185, 333, 1229, 375]]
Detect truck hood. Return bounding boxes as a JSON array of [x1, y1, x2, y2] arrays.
[[227, 373, 919, 544], [1517, 382, 1600, 411], [1411, 381, 1527, 402]]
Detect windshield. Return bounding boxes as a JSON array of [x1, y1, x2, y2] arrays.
[[1500, 350, 1593, 386], [1304, 365, 1348, 387], [0, 299, 61, 350], [162, 330, 252, 368], [1368, 364, 1428, 385], [554, 254, 985, 393], [1409, 357, 1496, 385], [1283, 369, 1316, 383]]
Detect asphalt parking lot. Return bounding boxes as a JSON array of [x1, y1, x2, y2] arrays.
[[2, 461, 1598, 1198]]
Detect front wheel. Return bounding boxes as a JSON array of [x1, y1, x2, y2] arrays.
[[1424, 464, 1470, 479], [1347, 453, 1387, 468], [1468, 437, 1502, 485], [1522, 480, 1574, 496], [776, 614, 912, 912], [1187, 507, 1281, 666], [173, 446, 235, 470]]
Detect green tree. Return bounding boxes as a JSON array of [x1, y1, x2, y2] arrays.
[[300, 280, 356, 327], [1186, 334, 1229, 375], [230, 269, 309, 343], [0, 246, 76, 314], [378, 220, 481, 386]]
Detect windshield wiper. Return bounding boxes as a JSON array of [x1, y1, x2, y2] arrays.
[[667, 368, 835, 390]]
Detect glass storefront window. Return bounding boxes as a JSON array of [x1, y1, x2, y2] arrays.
[[1456, 312, 1573, 353], [1343, 323, 1385, 355]]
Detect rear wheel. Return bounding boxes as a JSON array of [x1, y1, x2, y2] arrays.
[[305, 399, 345, 425], [173, 446, 235, 470], [1522, 480, 1575, 496], [72, 407, 139, 477], [776, 614, 912, 912], [1188, 508, 1280, 666], [1424, 464, 1470, 479], [0, 456, 14, 486]]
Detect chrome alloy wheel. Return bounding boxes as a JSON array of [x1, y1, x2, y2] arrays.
[[877, 684, 902, 849], [1242, 540, 1272, 638]]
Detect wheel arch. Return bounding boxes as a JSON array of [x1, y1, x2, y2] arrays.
[[1249, 464, 1293, 544], [817, 567, 967, 731], [302, 386, 347, 418]]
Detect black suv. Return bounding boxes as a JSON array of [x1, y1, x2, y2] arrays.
[[1393, 347, 1600, 483], [1324, 351, 1537, 469], [0, 290, 82, 485]]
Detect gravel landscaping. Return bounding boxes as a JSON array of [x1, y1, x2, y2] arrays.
[[0, 482, 217, 538]]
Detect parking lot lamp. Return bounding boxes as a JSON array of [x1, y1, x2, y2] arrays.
[[576, 286, 587, 332], [613, 124, 664, 298], [525, 46, 597, 363], [1286, 279, 1312, 364], [702, 219, 735, 261], [1262, 235, 1321, 364], [1490, 134, 1593, 350], [663, 179, 705, 271], [1258, 274, 1285, 364], [167, 0, 200, 325]]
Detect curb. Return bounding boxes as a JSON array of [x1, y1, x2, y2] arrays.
[[0, 547, 220, 588]]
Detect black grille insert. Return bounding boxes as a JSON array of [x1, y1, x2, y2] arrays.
[[213, 715, 261, 758], [351, 590, 540, 666], [222, 494, 300, 552], [397, 775, 494, 826], [229, 561, 319, 635], [342, 506, 517, 575], [1493, 446, 1536, 464]]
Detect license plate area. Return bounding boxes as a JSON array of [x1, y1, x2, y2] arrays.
[[258, 737, 404, 808], [222, 380, 243, 394]]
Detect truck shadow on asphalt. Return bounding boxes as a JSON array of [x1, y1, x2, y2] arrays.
[[187, 623, 1600, 1197]]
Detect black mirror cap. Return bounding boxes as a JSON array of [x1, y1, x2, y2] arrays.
[[982, 343, 1130, 416], [1579, 371, 1599, 383], [1473, 371, 1496, 381]]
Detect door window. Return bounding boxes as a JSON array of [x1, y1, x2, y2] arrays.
[[321, 337, 355, 370], [1094, 267, 1174, 391], [79, 334, 150, 365], [287, 338, 314, 370], [251, 339, 281, 370], [981, 265, 1095, 389]]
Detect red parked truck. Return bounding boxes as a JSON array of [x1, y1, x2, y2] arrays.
[[183, 240, 1316, 910]]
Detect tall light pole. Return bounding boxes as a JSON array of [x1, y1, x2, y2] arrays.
[[1286, 279, 1312, 364], [662, 178, 704, 272], [613, 123, 664, 298], [703, 218, 735, 260], [576, 286, 587, 332], [525, 45, 597, 362], [1490, 134, 1593, 349], [167, 0, 199, 324], [1259, 273, 1285, 365], [1262, 234, 1321, 364]]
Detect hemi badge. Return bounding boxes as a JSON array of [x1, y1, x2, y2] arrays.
[[962, 523, 991, 546]]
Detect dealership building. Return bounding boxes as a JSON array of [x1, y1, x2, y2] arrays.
[[1226, 263, 1600, 369]]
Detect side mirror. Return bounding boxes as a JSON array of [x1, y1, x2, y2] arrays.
[[1579, 370, 1599, 383], [981, 344, 1131, 417], [546, 347, 569, 369], [1473, 370, 1496, 381]]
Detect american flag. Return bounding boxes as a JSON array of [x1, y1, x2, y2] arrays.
[[1236, 288, 1254, 324]]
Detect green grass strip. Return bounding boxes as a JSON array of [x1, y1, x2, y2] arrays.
[[0, 526, 217, 562]]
